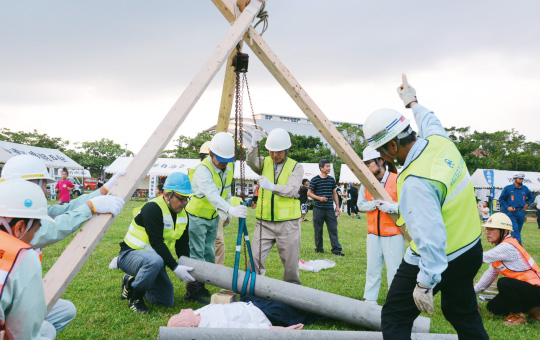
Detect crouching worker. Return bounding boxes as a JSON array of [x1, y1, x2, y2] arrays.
[[475, 212, 540, 325], [167, 303, 304, 330], [118, 172, 196, 314], [0, 181, 57, 339]]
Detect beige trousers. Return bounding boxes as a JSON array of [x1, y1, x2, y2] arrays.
[[250, 219, 301, 285], [214, 218, 225, 265]]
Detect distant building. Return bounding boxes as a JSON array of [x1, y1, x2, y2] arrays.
[[205, 113, 363, 151]]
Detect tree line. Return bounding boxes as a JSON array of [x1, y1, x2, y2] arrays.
[[2, 125, 539, 180]]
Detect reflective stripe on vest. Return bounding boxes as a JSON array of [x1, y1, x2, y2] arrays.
[[492, 237, 540, 286], [0, 231, 32, 300], [124, 196, 188, 254], [396, 135, 481, 255], [186, 157, 233, 220], [256, 157, 301, 222], [364, 172, 401, 236]]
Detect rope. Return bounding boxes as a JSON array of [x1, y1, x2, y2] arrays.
[[253, 1, 269, 36]]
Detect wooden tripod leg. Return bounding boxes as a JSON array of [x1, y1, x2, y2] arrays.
[[42, 0, 265, 312], [211, 0, 411, 241]]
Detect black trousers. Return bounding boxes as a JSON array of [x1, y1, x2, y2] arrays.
[[381, 241, 489, 340], [536, 209, 540, 228], [347, 199, 359, 216], [313, 207, 342, 253], [487, 277, 540, 315]]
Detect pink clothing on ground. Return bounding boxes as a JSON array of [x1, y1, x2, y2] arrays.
[[56, 179, 74, 202]]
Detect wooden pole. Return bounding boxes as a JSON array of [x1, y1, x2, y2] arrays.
[[42, 0, 265, 312], [211, 0, 411, 240], [216, 42, 242, 133]]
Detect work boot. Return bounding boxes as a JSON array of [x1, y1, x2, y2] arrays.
[[528, 306, 540, 322], [129, 289, 150, 314], [199, 283, 211, 298], [121, 274, 135, 300], [503, 313, 527, 326], [184, 281, 210, 305]]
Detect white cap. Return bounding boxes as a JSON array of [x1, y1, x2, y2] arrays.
[[362, 149, 381, 162], [1, 155, 55, 184], [210, 132, 235, 163], [0, 180, 54, 222], [265, 128, 291, 152], [513, 173, 525, 179], [363, 108, 411, 150]]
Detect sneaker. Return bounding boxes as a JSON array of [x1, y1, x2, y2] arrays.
[[528, 306, 540, 322], [183, 291, 210, 305], [503, 313, 527, 326], [121, 275, 135, 300], [129, 298, 150, 314], [357, 215, 362, 219], [332, 252, 345, 257], [315, 248, 324, 253]]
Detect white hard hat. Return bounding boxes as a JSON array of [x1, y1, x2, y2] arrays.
[[363, 108, 411, 151], [362, 149, 381, 162], [513, 173, 525, 179], [482, 212, 513, 231], [0, 180, 54, 222], [210, 132, 235, 163], [1, 155, 55, 184], [265, 128, 291, 151], [199, 141, 211, 155]]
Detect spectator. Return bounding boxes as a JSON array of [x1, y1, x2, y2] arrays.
[[347, 182, 361, 219], [498, 173, 534, 243], [534, 193, 540, 229], [307, 159, 344, 256], [251, 185, 259, 209], [97, 177, 104, 189], [299, 179, 309, 222], [157, 184, 164, 197], [55, 167, 75, 205], [478, 201, 490, 222]]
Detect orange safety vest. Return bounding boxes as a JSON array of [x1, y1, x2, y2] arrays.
[[364, 172, 401, 237], [0, 231, 32, 308], [492, 237, 540, 286]]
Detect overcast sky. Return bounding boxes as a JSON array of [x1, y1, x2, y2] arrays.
[[1, 1, 539, 154]]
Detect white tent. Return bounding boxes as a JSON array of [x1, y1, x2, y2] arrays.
[[338, 164, 360, 184], [0, 140, 83, 171], [471, 169, 540, 192], [55, 168, 91, 178]]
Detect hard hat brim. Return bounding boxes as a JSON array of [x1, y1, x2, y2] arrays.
[[214, 154, 234, 163]]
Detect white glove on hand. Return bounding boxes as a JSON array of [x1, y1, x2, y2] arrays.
[[397, 74, 417, 108], [228, 205, 248, 218], [108, 256, 119, 269], [174, 265, 195, 283], [259, 176, 275, 192], [361, 201, 377, 212], [251, 129, 263, 147], [89, 196, 125, 216], [104, 170, 127, 190], [373, 200, 398, 214], [413, 282, 434, 315]]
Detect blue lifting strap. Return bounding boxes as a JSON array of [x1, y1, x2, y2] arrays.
[[232, 215, 257, 295]]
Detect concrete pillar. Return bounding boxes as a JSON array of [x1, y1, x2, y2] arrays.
[[178, 256, 430, 333], [159, 328, 458, 340]]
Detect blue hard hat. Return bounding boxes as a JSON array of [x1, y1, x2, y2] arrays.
[[163, 172, 195, 196]]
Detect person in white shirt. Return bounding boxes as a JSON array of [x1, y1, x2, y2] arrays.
[[478, 201, 490, 222]]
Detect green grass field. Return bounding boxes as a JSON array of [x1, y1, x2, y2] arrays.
[[42, 200, 540, 339]]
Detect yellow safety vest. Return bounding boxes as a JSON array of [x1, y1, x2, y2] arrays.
[[397, 135, 481, 255], [124, 196, 188, 254], [230, 196, 243, 207], [185, 157, 233, 220], [256, 157, 301, 222]]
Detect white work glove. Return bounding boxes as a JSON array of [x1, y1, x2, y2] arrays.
[[108, 257, 119, 269], [361, 201, 377, 212], [104, 170, 127, 190], [373, 200, 398, 214], [259, 176, 275, 192], [228, 205, 248, 218], [397, 74, 417, 108], [173, 264, 195, 283], [413, 282, 434, 315], [89, 196, 125, 216], [251, 129, 263, 147]]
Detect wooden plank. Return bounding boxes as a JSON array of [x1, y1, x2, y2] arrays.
[[42, 0, 264, 313], [216, 42, 243, 133], [211, 0, 411, 240]]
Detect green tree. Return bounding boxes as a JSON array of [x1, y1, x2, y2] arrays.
[[336, 123, 368, 155], [163, 131, 214, 159], [69, 139, 132, 176], [0, 128, 70, 151]]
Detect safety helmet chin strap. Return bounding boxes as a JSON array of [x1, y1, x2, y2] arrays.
[[0, 217, 34, 239]]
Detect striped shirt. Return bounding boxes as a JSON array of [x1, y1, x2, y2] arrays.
[[309, 175, 337, 209], [474, 235, 533, 293]]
